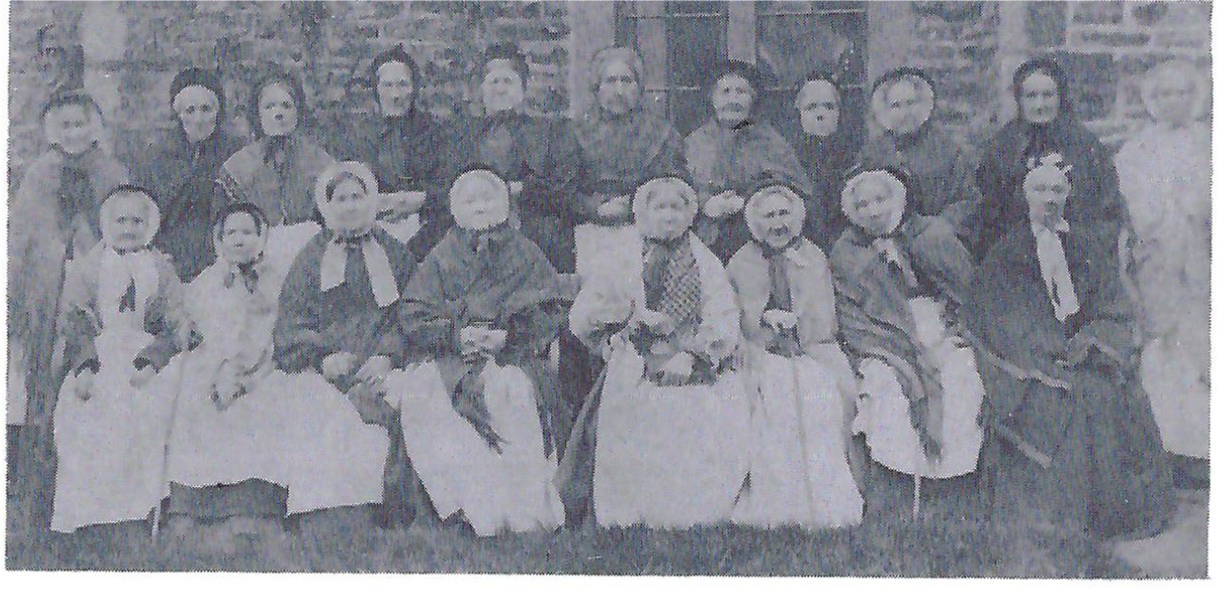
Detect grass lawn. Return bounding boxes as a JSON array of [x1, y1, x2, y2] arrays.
[[6, 464, 1150, 577]]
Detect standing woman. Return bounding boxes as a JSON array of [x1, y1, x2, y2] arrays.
[[858, 68, 980, 245], [1116, 59, 1211, 486], [452, 43, 582, 273], [786, 72, 862, 245], [219, 69, 336, 269], [975, 57, 1127, 258], [568, 177, 748, 529], [10, 91, 128, 527], [135, 68, 243, 282]]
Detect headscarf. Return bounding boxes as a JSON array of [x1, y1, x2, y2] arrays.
[[870, 67, 936, 138], [248, 69, 307, 140], [449, 168, 511, 233], [1022, 158, 1079, 322], [633, 177, 700, 320], [481, 42, 530, 88], [369, 43, 422, 113], [589, 46, 645, 98], [314, 161, 399, 308], [632, 176, 698, 239], [1141, 58, 1209, 124], [169, 67, 226, 121], [97, 186, 162, 316], [1012, 57, 1073, 126], [745, 184, 806, 313], [708, 59, 763, 98], [842, 169, 918, 289], [212, 202, 270, 294]]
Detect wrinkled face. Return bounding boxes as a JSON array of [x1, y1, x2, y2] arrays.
[[642, 190, 691, 241], [597, 60, 641, 116], [845, 179, 906, 237], [753, 194, 799, 249], [217, 212, 264, 265], [481, 60, 525, 114], [880, 78, 932, 136], [797, 80, 840, 137], [102, 195, 152, 250], [1019, 72, 1060, 125], [172, 85, 220, 144], [258, 83, 298, 137], [712, 73, 755, 127], [451, 179, 510, 231], [46, 104, 95, 155], [376, 61, 415, 117], [1023, 170, 1070, 229], [1148, 74, 1198, 127], [325, 178, 377, 233]]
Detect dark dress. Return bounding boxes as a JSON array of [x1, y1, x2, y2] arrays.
[[966, 222, 1173, 540], [784, 122, 861, 247]]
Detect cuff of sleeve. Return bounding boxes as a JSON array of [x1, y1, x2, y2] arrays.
[[74, 358, 100, 376]]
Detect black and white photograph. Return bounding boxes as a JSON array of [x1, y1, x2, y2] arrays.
[[4, 0, 1212, 578]]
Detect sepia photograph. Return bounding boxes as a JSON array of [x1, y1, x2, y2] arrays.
[[4, 0, 1212, 579]]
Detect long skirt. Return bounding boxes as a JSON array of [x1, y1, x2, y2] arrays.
[[1142, 336, 1210, 459], [280, 372, 390, 515], [394, 362, 563, 536], [853, 298, 985, 479], [52, 328, 171, 532], [159, 349, 292, 517], [732, 351, 863, 529], [593, 343, 750, 529]]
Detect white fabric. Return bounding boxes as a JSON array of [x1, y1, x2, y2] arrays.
[[97, 247, 161, 319], [319, 236, 400, 308], [732, 347, 863, 529], [574, 223, 643, 287], [1031, 222, 1080, 322], [852, 297, 985, 479], [52, 322, 172, 532], [392, 362, 564, 535], [1142, 337, 1210, 459], [264, 222, 322, 273], [279, 372, 391, 514]]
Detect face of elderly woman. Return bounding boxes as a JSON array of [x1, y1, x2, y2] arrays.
[[1023, 168, 1070, 229], [102, 194, 153, 251], [1019, 72, 1060, 125], [846, 178, 905, 237], [259, 82, 298, 137], [326, 178, 376, 233], [45, 103, 95, 155], [173, 84, 219, 144], [1149, 74, 1198, 128], [797, 80, 840, 137], [597, 60, 641, 116], [217, 212, 264, 265], [451, 178, 510, 231], [880, 78, 932, 136], [643, 189, 691, 241], [713, 73, 755, 127], [482, 59, 525, 115], [377, 61, 414, 117], [754, 193, 798, 249]]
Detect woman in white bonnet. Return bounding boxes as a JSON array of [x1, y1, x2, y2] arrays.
[[1115, 58, 1211, 487]]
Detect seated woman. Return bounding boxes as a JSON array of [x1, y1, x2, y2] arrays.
[[160, 202, 292, 536], [568, 177, 748, 529], [272, 161, 416, 528], [831, 169, 984, 485], [726, 184, 863, 529], [53, 186, 186, 534], [967, 157, 1173, 540], [393, 169, 565, 536]]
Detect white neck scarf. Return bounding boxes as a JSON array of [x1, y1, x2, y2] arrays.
[[1031, 220, 1080, 322], [318, 231, 400, 308], [874, 237, 919, 290]]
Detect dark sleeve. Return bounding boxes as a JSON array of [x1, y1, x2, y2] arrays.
[[135, 259, 191, 372], [272, 250, 331, 372], [500, 256, 564, 363], [368, 241, 417, 368], [1074, 229, 1137, 365], [520, 120, 583, 219], [398, 252, 460, 361], [1089, 139, 1131, 230]]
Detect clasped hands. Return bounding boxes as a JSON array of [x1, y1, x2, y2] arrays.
[[459, 325, 508, 363], [701, 190, 746, 219]]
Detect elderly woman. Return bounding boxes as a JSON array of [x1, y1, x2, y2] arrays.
[[1116, 59, 1211, 485], [394, 169, 566, 536], [52, 186, 186, 534], [272, 161, 416, 530], [160, 203, 292, 536], [332, 45, 454, 260], [686, 60, 821, 261], [10, 91, 129, 521], [831, 169, 984, 490], [727, 184, 863, 529], [451, 43, 583, 273], [966, 157, 1173, 540], [567, 177, 748, 529], [134, 68, 244, 282], [220, 70, 336, 269], [785, 72, 862, 245], [975, 58, 1127, 258], [858, 68, 980, 246]]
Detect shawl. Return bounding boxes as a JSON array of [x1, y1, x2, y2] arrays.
[[133, 127, 243, 281], [219, 134, 336, 226], [728, 238, 837, 354], [831, 215, 974, 457], [572, 106, 686, 224]]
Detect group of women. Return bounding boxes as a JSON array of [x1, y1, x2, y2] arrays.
[[9, 40, 1208, 545]]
